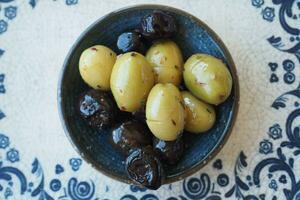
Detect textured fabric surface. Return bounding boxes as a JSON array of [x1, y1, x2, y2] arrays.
[[0, 0, 300, 199]]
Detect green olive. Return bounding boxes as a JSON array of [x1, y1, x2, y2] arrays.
[[110, 52, 154, 112], [183, 54, 232, 105], [146, 83, 185, 141], [79, 45, 117, 90], [146, 40, 183, 86], [182, 91, 216, 133]]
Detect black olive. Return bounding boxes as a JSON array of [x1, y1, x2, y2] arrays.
[[140, 10, 177, 40], [132, 109, 146, 123], [78, 89, 116, 129], [132, 104, 146, 123], [153, 136, 184, 165], [117, 31, 146, 54], [126, 146, 164, 190], [110, 121, 152, 155]]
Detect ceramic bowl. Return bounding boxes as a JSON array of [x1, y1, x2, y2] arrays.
[[58, 4, 239, 185]]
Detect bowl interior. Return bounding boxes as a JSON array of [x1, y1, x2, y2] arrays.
[[59, 5, 238, 184]]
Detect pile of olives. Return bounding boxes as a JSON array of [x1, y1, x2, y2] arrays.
[[77, 10, 232, 190]]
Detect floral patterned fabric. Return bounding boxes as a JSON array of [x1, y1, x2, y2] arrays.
[[0, 0, 300, 199]]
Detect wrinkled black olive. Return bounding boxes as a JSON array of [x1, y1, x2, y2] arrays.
[[132, 110, 146, 123], [111, 121, 152, 155], [115, 110, 132, 124], [126, 146, 164, 190], [117, 31, 146, 54], [78, 89, 116, 129], [132, 105, 146, 123], [153, 136, 184, 165], [141, 11, 177, 40]]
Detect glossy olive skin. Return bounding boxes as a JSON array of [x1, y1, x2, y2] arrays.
[[182, 91, 216, 133], [146, 40, 183, 86], [153, 137, 184, 165], [146, 83, 185, 141], [79, 45, 116, 90], [140, 10, 177, 40], [78, 90, 116, 129], [117, 32, 146, 54], [125, 146, 164, 190], [110, 52, 155, 112], [183, 54, 232, 105], [111, 121, 152, 155]]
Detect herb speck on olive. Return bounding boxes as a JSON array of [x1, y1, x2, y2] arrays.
[[195, 79, 206, 86], [91, 47, 98, 51], [121, 106, 126, 111], [171, 119, 176, 126], [198, 82, 207, 86], [219, 95, 225, 100]]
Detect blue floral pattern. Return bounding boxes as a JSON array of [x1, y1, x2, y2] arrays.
[[66, 0, 78, 5], [251, 0, 264, 8], [6, 148, 20, 163], [267, 60, 297, 84], [0, 20, 8, 34], [0, 74, 6, 94], [262, 7, 275, 22], [0, 111, 5, 120], [0, 134, 9, 148], [130, 185, 147, 192], [269, 180, 278, 191], [0, 49, 4, 57], [279, 175, 287, 184], [283, 59, 295, 71], [4, 6, 17, 20], [49, 179, 61, 192], [29, 0, 37, 8], [55, 164, 64, 175], [0, 133, 98, 199], [69, 158, 82, 171], [268, 124, 282, 140], [212, 159, 223, 170], [259, 139, 273, 154]]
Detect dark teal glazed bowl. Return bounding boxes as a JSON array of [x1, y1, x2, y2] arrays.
[[58, 5, 239, 185]]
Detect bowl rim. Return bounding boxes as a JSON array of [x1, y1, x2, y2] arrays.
[[57, 4, 240, 186]]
